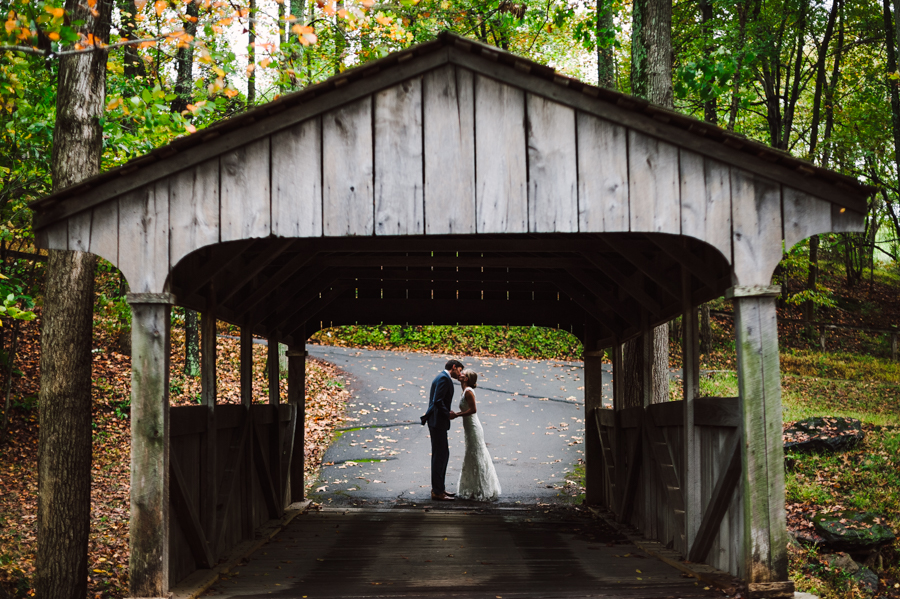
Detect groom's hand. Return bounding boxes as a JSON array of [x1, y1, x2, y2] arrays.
[[449, 411, 458, 420]]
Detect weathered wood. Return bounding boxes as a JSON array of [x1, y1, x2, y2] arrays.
[[287, 347, 306, 503], [67, 208, 92, 252], [619, 406, 643, 428], [241, 326, 253, 408], [725, 285, 780, 299], [89, 201, 118, 266], [612, 343, 626, 516], [169, 451, 214, 569], [526, 93, 577, 233], [619, 413, 642, 523], [475, 75, 526, 233], [280, 403, 298, 507], [690, 430, 741, 563], [628, 131, 680, 235], [595, 412, 619, 513], [374, 78, 424, 236], [423, 66, 476, 234], [644, 407, 686, 518], [252, 421, 282, 519], [128, 300, 171, 594], [232, 248, 315, 316], [831, 205, 865, 233], [580, 254, 662, 316], [220, 138, 270, 242], [169, 159, 220, 268], [213, 420, 249, 555], [680, 153, 732, 262], [200, 308, 217, 551], [170, 405, 207, 437], [646, 399, 683, 426], [648, 236, 720, 293], [734, 295, 788, 583], [267, 333, 280, 406], [682, 269, 701, 556], [782, 187, 831, 252], [595, 238, 680, 301], [693, 397, 740, 428], [576, 113, 628, 232], [118, 183, 169, 293], [323, 98, 374, 236], [271, 118, 323, 238], [746, 581, 795, 598], [180, 242, 250, 300], [731, 171, 782, 286], [584, 334, 604, 505]]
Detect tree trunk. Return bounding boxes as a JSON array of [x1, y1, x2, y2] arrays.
[[247, 0, 256, 105], [597, 0, 616, 89], [699, 0, 717, 124], [185, 308, 200, 377], [700, 304, 712, 354], [804, 235, 819, 322], [171, 0, 200, 114], [36, 0, 112, 595], [117, 0, 146, 80], [622, 336, 643, 408]]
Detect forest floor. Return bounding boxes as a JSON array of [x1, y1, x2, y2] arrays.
[[1, 259, 899, 598]]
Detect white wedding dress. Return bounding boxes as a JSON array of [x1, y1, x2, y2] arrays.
[[456, 389, 501, 501]]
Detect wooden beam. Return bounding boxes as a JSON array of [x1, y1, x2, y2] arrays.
[[595, 237, 681, 301], [200, 304, 217, 551], [734, 294, 789, 584], [547, 276, 616, 336], [319, 254, 587, 269], [580, 252, 662, 315], [694, 396, 741, 427], [689, 430, 741, 563], [217, 240, 298, 307], [278, 283, 349, 335], [180, 242, 250, 299], [286, 346, 306, 503], [564, 268, 641, 328], [647, 236, 719, 292], [233, 251, 320, 317], [583, 332, 604, 506], [127, 297, 171, 596], [682, 268, 701, 556], [170, 452, 214, 569]]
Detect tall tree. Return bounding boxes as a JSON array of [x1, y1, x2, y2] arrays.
[[597, 0, 615, 88], [171, 0, 200, 114], [35, 0, 113, 595]]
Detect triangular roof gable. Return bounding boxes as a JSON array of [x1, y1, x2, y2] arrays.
[[32, 31, 871, 229]]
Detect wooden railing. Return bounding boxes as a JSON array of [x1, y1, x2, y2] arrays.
[[168, 403, 297, 586]]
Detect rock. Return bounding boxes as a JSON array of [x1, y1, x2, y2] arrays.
[[852, 567, 879, 595], [823, 552, 860, 573], [812, 511, 896, 551], [783, 417, 864, 453], [794, 593, 819, 599]]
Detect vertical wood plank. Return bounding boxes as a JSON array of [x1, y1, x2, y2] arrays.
[[584, 327, 604, 505], [423, 66, 476, 234], [734, 295, 788, 584], [239, 325, 254, 540], [831, 204, 865, 233], [287, 347, 306, 503], [680, 153, 732, 262], [169, 159, 220, 268], [374, 78, 424, 236], [731, 170, 782, 286], [628, 131, 680, 234], [682, 270, 701, 558], [526, 93, 577, 232], [782, 187, 832, 251], [118, 183, 169, 293], [68, 210, 92, 252], [221, 138, 270, 242], [271, 118, 323, 238], [323, 98, 374, 236], [200, 307, 217, 552], [577, 113, 629, 233], [90, 201, 119, 266], [612, 343, 626, 516], [475, 75, 526, 233], [42, 221, 69, 251], [128, 300, 171, 596], [268, 335, 280, 405]]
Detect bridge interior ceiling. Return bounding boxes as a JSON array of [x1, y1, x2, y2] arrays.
[[168, 232, 733, 347]]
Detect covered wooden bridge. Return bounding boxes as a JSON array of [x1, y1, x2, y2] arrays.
[[31, 32, 871, 598]]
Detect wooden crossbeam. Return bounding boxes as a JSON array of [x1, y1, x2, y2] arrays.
[[564, 268, 641, 328], [276, 283, 348, 333], [233, 252, 321, 317], [647, 236, 719, 292], [550, 275, 618, 336], [213, 420, 249, 555], [595, 238, 681, 301], [170, 452, 214, 569], [579, 252, 662, 315], [689, 430, 742, 562], [181, 241, 251, 299], [319, 255, 586, 269], [220, 241, 303, 308]]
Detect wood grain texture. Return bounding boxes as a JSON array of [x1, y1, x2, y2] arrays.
[[475, 75, 526, 233], [118, 182, 169, 293], [323, 98, 374, 236], [67, 209, 92, 252], [731, 170, 782, 286], [423, 66, 476, 234], [221, 138, 270, 242], [526, 93, 577, 232], [169, 159, 220, 268], [374, 78, 424, 235], [734, 296, 788, 583], [628, 131, 680, 234], [680, 153, 732, 262], [89, 201, 119, 267], [831, 204, 864, 233], [271, 118, 323, 238], [782, 187, 830, 252], [577, 113, 629, 232]]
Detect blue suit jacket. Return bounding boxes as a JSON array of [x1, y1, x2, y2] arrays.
[[420, 371, 454, 430]]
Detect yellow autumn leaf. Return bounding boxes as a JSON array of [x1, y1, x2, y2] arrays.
[[47, 30, 59, 40], [259, 57, 271, 68], [154, 0, 166, 15], [44, 6, 64, 17], [223, 86, 239, 98]]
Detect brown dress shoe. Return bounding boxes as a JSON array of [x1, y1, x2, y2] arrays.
[[431, 491, 455, 501]]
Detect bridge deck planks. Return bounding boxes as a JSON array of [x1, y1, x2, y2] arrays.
[[202, 508, 722, 598]]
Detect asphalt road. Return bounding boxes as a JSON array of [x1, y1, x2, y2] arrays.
[[306, 345, 614, 506]]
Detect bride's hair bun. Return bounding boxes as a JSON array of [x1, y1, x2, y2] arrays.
[[461, 369, 478, 388]]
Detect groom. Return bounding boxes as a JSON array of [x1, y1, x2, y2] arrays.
[[420, 359, 464, 501]]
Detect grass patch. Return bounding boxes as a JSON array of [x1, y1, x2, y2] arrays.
[[781, 349, 900, 383], [699, 371, 739, 397], [781, 376, 900, 426]]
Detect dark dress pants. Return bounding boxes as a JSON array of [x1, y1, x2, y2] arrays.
[[428, 425, 449, 494]]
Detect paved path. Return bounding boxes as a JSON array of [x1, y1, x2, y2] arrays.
[[306, 345, 613, 505], [201, 506, 721, 599]]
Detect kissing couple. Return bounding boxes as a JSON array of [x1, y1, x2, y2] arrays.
[[420, 360, 502, 502]]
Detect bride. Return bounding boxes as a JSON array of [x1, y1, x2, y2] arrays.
[[454, 369, 501, 501]]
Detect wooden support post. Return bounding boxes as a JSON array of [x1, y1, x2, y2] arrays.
[[266, 333, 282, 505], [286, 347, 306, 504], [641, 320, 653, 537], [127, 293, 173, 597], [612, 342, 626, 516], [682, 268, 701, 555], [583, 324, 604, 506], [240, 325, 255, 539], [267, 333, 280, 405], [200, 304, 217, 557], [729, 286, 792, 594]]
